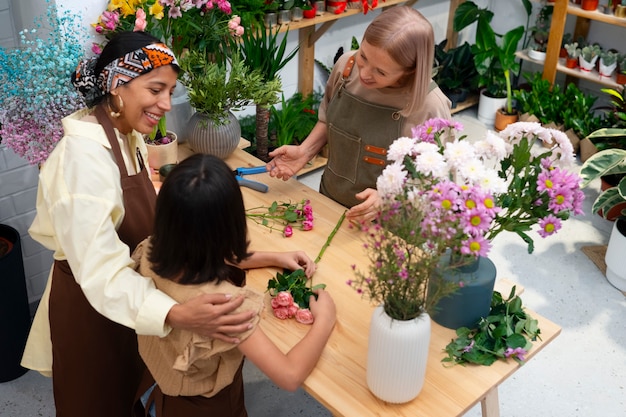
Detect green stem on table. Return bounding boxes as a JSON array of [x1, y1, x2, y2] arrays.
[[314, 210, 347, 264]]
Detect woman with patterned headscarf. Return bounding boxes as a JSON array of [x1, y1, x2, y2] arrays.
[[21, 31, 260, 417]]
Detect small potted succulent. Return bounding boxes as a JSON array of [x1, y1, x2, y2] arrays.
[[144, 118, 178, 171], [564, 42, 580, 68], [579, 44, 602, 72], [599, 50, 618, 78]]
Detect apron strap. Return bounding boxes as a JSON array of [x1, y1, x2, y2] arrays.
[[94, 105, 130, 178], [342, 55, 356, 80]]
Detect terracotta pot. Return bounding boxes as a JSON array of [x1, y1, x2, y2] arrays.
[[616, 72, 626, 84], [581, 0, 599, 11], [560, 47, 568, 58], [599, 175, 626, 221], [494, 108, 519, 132], [566, 57, 578, 69]]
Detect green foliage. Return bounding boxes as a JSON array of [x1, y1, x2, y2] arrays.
[[433, 40, 479, 93], [513, 72, 607, 138], [581, 146, 626, 218], [270, 92, 321, 147], [453, 1, 527, 113], [601, 87, 626, 132], [514, 72, 565, 125], [236, 22, 299, 86], [442, 286, 541, 366], [179, 51, 280, 124], [267, 269, 326, 309]]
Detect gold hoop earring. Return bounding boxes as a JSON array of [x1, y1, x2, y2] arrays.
[[108, 94, 124, 118]]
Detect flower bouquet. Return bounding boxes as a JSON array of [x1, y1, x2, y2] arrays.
[[0, 4, 86, 165], [350, 117, 583, 364]]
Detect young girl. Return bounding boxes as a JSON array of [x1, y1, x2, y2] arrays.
[[133, 153, 337, 416]]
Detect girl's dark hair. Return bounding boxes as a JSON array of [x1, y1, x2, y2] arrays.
[[148, 154, 252, 284]]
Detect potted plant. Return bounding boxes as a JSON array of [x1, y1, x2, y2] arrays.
[[581, 144, 626, 289], [616, 54, 626, 84], [599, 50, 618, 77], [579, 44, 602, 72], [269, 92, 320, 148], [433, 40, 479, 109], [235, 22, 299, 161], [564, 42, 580, 68], [527, 2, 553, 62], [179, 51, 281, 159], [513, 71, 566, 125], [453, 1, 526, 127], [144, 118, 178, 171]]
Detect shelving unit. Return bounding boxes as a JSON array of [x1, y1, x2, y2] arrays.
[[542, 0, 626, 89], [276, 0, 418, 97]]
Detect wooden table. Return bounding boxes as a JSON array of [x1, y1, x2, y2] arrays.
[[221, 148, 561, 417]]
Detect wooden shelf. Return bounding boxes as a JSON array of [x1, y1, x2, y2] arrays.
[[543, 0, 626, 87]]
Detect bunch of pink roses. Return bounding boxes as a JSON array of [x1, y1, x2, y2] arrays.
[[270, 291, 314, 324]]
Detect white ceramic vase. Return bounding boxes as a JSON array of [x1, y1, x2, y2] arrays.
[[477, 89, 507, 127], [605, 217, 626, 292], [366, 306, 430, 404]]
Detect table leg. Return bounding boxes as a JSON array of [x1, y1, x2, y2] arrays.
[[480, 386, 500, 417]]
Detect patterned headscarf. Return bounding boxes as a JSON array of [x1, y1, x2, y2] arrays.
[[73, 43, 179, 107]]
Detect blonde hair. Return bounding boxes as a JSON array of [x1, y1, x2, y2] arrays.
[[363, 6, 434, 116]]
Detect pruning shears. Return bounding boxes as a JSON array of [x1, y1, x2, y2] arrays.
[[232, 166, 269, 193]]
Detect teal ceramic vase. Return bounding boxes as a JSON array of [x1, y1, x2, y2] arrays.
[[431, 252, 497, 330]]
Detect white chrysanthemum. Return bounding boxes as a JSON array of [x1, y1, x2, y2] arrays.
[[415, 150, 448, 179], [376, 161, 408, 197], [413, 141, 439, 155], [474, 131, 509, 160], [387, 136, 415, 162], [457, 158, 488, 184], [547, 128, 576, 166], [443, 140, 476, 171], [476, 172, 508, 194]]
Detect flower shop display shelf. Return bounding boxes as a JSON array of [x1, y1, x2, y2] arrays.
[[224, 148, 562, 417]]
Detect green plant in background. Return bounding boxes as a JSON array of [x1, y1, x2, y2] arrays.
[[580, 44, 601, 63], [453, 0, 527, 114], [442, 286, 541, 366], [617, 54, 626, 75], [514, 72, 565, 125], [560, 83, 605, 139], [528, 1, 553, 52], [270, 92, 321, 147], [236, 22, 299, 161], [564, 42, 580, 59], [433, 40, 479, 102], [601, 87, 626, 130], [178, 51, 280, 125], [581, 145, 626, 219], [600, 50, 618, 67]]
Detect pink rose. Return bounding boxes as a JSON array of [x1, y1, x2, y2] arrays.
[[284, 225, 293, 237], [295, 308, 314, 324], [287, 304, 299, 318], [134, 9, 147, 31], [270, 297, 281, 309], [302, 220, 313, 231], [273, 306, 290, 320], [274, 291, 293, 307]]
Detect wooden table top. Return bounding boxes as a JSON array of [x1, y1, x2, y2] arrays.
[[221, 148, 561, 417]]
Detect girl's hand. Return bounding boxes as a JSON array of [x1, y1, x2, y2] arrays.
[[267, 145, 309, 181], [278, 250, 317, 277], [308, 289, 336, 326]]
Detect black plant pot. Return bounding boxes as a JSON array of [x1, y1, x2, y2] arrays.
[[0, 224, 31, 382]]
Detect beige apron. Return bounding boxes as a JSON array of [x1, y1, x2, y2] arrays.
[[320, 55, 405, 208], [48, 105, 157, 417]]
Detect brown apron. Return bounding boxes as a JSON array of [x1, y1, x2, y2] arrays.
[[320, 55, 405, 208], [135, 266, 248, 417], [49, 105, 157, 417]]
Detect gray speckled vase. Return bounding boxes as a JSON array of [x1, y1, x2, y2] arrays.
[[187, 111, 241, 159]]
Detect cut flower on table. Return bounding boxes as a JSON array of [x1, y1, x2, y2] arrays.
[[246, 199, 314, 237]]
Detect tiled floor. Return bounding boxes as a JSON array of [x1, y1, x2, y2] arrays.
[[1, 108, 625, 417]]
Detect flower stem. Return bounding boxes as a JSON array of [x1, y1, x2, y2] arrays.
[[315, 210, 346, 264]]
